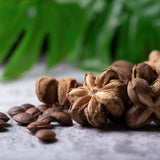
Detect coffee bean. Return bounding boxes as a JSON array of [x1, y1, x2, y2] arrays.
[[26, 107, 41, 117], [21, 104, 35, 111], [8, 106, 25, 117], [50, 111, 73, 126], [0, 112, 10, 122], [0, 119, 6, 129], [13, 113, 36, 125], [37, 104, 49, 112], [37, 114, 53, 123], [35, 129, 56, 142], [63, 108, 69, 114], [42, 107, 62, 116], [27, 121, 52, 134]]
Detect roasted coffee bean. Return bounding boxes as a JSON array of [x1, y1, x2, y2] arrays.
[[0, 119, 6, 129], [13, 113, 36, 125], [21, 104, 35, 111], [0, 112, 10, 122], [37, 114, 53, 123], [27, 121, 52, 134], [52, 104, 63, 110], [50, 111, 73, 126], [42, 107, 61, 116], [63, 108, 69, 114], [37, 104, 49, 112], [35, 129, 56, 142], [8, 106, 25, 117], [26, 107, 41, 117]]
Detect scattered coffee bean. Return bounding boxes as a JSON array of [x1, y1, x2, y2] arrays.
[[37, 114, 53, 123], [0, 112, 10, 122], [37, 104, 49, 112], [63, 108, 69, 114], [42, 107, 58, 116], [27, 121, 52, 134], [35, 129, 56, 142], [50, 111, 73, 126], [0, 119, 6, 129], [13, 113, 36, 125], [21, 104, 35, 111], [8, 106, 25, 117], [52, 104, 63, 110], [26, 107, 41, 117]]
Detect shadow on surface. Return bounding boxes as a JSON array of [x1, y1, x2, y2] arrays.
[[0, 128, 9, 132], [99, 122, 160, 132], [39, 137, 58, 144]]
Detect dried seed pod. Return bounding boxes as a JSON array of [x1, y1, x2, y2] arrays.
[[95, 68, 119, 88], [150, 78, 160, 95], [0, 119, 6, 129], [126, 51, 160, 128], [50, 111, 73, 126], [69, 96, 90, 125], [127, 78, 153, 106], [126, 104, 152, 128], [37, 104, 50, 112], [58, 77, 80, 107], [148, 50, 160, 62], [132, 63, 157, 84], [26, 107, 41, 117], [37, 114, 53, 123], [13, 113, 36, 125], [0, 112, 10, 122], [84, 97, 107, 128], [111, 60, 133, 83], [27, 121, 52, 134], [35, 129, 56, 142], [68, 68, 127, 128], [36, 76, 58, 104], [8, 106, 25, 117], [21, 104, 35, 111], [147, 51, 160, 75]]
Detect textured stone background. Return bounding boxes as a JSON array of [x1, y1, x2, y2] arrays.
[[0, 62, 160, 160]]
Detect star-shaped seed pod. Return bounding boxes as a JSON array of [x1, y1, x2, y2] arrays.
[[68, 68, 127, 128], [126, 62, 160, 128], [36, 76, 80, 107]]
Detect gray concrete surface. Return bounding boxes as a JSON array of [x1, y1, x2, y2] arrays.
[[0, 62, 160, 160]]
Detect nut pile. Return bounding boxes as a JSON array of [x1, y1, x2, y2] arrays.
[[8, 103, 72, 142], [2, 50, 160, 143], [126, 51, 160, 128]]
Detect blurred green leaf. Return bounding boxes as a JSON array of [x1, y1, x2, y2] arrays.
[[0, 0, 87, 79], [1, 0, 160, 79]]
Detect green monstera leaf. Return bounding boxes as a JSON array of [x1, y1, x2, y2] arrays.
[[0, 0, 87, 79]]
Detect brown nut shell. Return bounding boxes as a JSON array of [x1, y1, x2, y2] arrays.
[[36, 76, 58, 104], [58, 77, 79, 106]]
